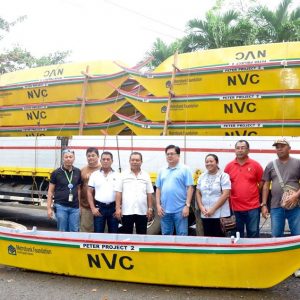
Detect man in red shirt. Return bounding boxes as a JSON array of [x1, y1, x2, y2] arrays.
[[224, 140, 263, 237]]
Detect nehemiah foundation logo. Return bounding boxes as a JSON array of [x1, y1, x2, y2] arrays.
[[8, 245, 16, 255], [8, 244, 52, 255]]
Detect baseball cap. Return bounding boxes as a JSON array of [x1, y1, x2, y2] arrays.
[[272, 138, 290, 147]]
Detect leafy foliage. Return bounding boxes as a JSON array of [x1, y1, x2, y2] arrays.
[[146, 0, 299, 67], [0, 15, 27, 40], [0, 47, 70, 74], [182, 10, 255, 51], [146, 38, 183, 69], [252, 0, 300, 43], [0, 15, 70, 74]]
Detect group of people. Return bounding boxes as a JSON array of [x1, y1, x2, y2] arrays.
[[46, 144, 193, 236], [196, 138, 300, 241], [196, 139, 264, 238], [46, 139, 300, 242]]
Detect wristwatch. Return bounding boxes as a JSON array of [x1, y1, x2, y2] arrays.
[[148, 207, 154, 211], [185, 203, 191, 208], [261, 203, 267, 207]]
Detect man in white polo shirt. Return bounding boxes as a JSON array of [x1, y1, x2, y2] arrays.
[[87, 151, 120, 233], [115, 152, 154, 234]]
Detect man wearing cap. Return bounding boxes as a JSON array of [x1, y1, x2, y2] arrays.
[[224, 140, 264, 238], [261, 139, 300, 236], [261, 138, 300, 277]]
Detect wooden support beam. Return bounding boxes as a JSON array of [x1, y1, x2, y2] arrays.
[[78, 66, 90, 135], [163, 51, 178, 136]]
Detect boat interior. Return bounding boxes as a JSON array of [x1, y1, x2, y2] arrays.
[[1, 225, 299, 246]]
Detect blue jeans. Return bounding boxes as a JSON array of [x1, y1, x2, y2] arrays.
[[234, 207, 260, 238], [94, 202, 118, 233], [55, 203, 80, 232], [161, 211, 188, 236], [270, 206, 300, 237]]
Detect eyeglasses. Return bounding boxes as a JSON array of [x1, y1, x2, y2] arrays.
[[62, 149, 75, 154]]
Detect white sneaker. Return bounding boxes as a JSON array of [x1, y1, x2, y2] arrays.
[[294, 269, 300, 277]]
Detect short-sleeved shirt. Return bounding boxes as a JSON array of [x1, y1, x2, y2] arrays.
[[224, 157, 263, 211], [115, 169, 154, 215], [263, 157, 300, 208], [80, 164, 101, 209], [50, 166, 82, 208], [156, 164, 193, 213], [88, 169, 120, 204], [197, 170, 231, 218]]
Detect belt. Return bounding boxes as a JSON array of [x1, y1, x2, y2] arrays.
[[95, 201, 115, 206]]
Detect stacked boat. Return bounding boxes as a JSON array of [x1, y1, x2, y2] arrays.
[[1, 41, 299, 137], [115, 41, 300, 136], [0, 60, 132, 136]]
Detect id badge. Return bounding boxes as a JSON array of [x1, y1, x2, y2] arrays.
[[68, 193, 73, 202]]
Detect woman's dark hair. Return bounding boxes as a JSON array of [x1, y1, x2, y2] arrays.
[[205, 153, 219, 164]]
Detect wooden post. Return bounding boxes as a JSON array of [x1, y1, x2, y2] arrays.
[[78, 66, 90, 135], [163, 51, 178, 136]]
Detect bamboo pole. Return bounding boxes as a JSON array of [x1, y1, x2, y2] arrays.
[[78, 66, 90, 135], [163, 51, 178, 136]]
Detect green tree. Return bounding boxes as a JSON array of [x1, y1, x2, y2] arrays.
[[0, 47, 70, 74], [253, 0, 300, 43], [182, 8, 256, 52], [146, 38, 183, 69], [0, 16, 70, 74], [145, 0, 257, 67], [0, 15, 26, 40], [145, 0, 300, 68]]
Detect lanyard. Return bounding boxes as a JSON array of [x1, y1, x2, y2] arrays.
[[63, 168, 73, 191], [64, 170, 73, 183], [62, 167, 74, 202]]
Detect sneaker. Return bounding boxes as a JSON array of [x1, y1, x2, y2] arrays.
[[294, 269, 300, 277]]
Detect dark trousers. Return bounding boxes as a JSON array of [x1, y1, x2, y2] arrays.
[[201, 218, 225, 237], [94, 202, 118, 233], [121, 214, 147, 234]]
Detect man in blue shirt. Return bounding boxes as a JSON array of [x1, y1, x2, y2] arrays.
[[156, 145, 193, 235]]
